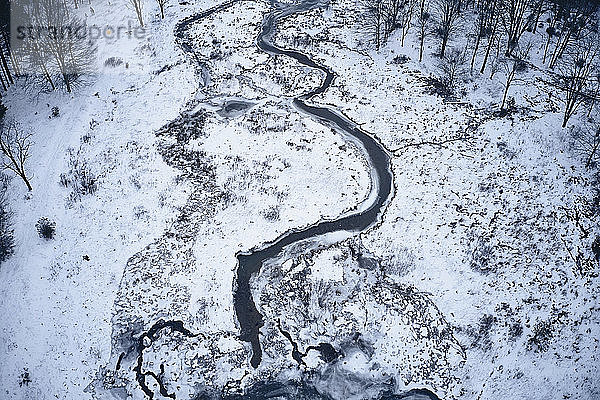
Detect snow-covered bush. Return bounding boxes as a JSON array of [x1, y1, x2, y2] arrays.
[[471, 314, 496, 351], [434, 48, 467, 96], [18, 368, 31, 387], [261, 205, 280, 222], [0, 174, 15, 263], [527, 320, 554, 353], [378, 243, 415, 277], [50, 107, 60, 118], [104, 57, 124, 68], [36, 217, 56, 240], [469, 234, 497, 274], [508, 321, 523, 341], [60, 147, 98, 202], [391, 55, 410, 65]]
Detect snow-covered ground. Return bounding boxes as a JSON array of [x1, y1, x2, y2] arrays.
[[0, 0, 598, 398], [1, 0, 371, 398], [271, 1, 600, 398]]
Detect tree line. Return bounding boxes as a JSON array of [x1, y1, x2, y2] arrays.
[[359, 0, 600, 128], [0, 0, 170, 96]]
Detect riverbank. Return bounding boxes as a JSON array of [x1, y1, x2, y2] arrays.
[[271, 1, 600, 399], [1, 0, 368, 398]]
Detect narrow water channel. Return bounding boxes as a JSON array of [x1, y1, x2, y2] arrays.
[[131, 1, 443, 399], [233, 0, 394, 369]]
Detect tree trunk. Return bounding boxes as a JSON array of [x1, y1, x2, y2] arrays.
[[501, 80, 510, 109], [585, 135, 599, 168], [440, 34, 448, 58], [8, 49, 19, 77], [0, 71, 7, 91], [543, 33, 553, 64], [562, 109, 571, 128], [64, 73, 72, 92], [0, 52, 13, 85], [21, 174, 33, 191], [532, 0, 542, 34], [480, 31, 495, 73], [401, 8, 413, 46], [471, 32, 482, 71], [550, 30, 571, 69], [41, 62, 56, 91]]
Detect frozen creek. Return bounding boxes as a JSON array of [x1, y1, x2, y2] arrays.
[[113, 0, 441, 399]]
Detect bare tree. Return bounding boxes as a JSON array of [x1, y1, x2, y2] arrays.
[[416, 0, 432, 62], [433, 0, 462, 58], [479, 3, 500, 74], [1, 12, 22, 91], [131, 0, 145, 27], [0, 28, 14, 91], [570, 123, 600, 169], [0, 120, 33, 191], [471, 0, 499, 71], [0, 173, 15, 264], [587, 73, 600, 117], [551, 37, 600, 128], [499, 43, 531, 110], [17, 0, 95, 92], [16, 0, 57, 89], [527, 0, 545, 34], [437, 47, 467, 93], [156, 0, 167, 19], [547, 0, 598, 69], [499, 0, 530, 56], [360, 0, 387, 50], [542, 1, 560, 64], [398, 0, 415, 46], [39, 0, 95, 92], [383, 0, 401, 39], [3, 29, 20, 77]]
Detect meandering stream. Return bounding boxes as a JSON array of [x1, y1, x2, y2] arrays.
[[233, 0, 393, 370], [131, 1, 443, 399]]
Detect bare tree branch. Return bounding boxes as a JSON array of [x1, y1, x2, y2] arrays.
[[0, 119, 33, 191]]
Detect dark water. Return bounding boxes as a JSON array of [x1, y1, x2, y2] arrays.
[[233, 0, 393, 370], [130, 320, 196, 399], [167, 1, 440, 399], [221, 381, 440, 400], [218, 99, 256, 117]]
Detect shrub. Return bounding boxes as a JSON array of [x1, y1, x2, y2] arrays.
[[18, 368, 31, 387], [391, 55, 410, 65], [261, 205, 280, 222], [36, 217, 56, 240], [508, 322, 523, 340], [528, 320, 554, 352], [435, 48, 467, 96], [380, 244, 415, 277], [593, 236, 600, 263], [60, 147, 98, 202], [569, 123, 600, 169], [472, 314, 496, 351], [0, 174, 15, 263], [104, 57, 123, 68], [469, 234, 497, 274], [155, 110, 207, 144]]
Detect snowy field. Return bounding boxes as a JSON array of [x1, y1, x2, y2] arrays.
[[272, 1, 600, 398], [0, 0, 598, 398]]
